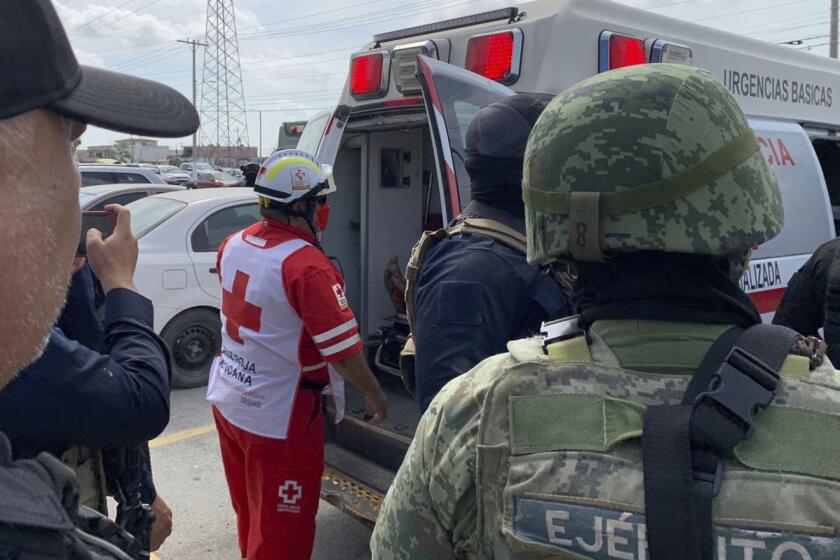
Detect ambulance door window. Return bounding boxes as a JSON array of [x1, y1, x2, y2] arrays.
[[417, 55, 515, 220], [812, 139, 840, 232], [297, 111, 330, 156]]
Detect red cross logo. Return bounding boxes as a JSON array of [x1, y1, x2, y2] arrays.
[[279, 480, 302, 505], [222, 270, 262, 344]]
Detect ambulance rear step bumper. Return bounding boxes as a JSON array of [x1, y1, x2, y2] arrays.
[[321, 443, 397, 526]]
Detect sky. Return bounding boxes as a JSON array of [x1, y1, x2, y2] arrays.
[[54, 0, 838, 155]]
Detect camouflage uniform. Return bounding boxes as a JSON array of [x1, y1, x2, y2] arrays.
[[371, 65, 840, 559]]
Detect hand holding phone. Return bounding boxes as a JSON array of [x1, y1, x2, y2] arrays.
[[85, 205, 139, 294], [78, 211, 116, 256]]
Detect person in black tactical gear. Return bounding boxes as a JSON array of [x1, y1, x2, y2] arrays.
[[773, 236, 840, 365], [409, 95, 571, 412], [0, 1, 198, 557], [241, 162, 260, 187], [0, 261, 173, 553]]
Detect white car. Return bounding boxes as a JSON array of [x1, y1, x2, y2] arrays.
[[128, 188, 261, 388], [80, 165, 166, 187], [80, 183, 184, 211]]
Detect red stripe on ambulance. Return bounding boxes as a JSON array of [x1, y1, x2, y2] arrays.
[[749, 288, 786, 315]]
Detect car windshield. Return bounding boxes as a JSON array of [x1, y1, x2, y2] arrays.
[[159, 166, 178, 173], [126, 196, 187, 238], [194, 163, 214, 171], [213, 172, 236, 181]]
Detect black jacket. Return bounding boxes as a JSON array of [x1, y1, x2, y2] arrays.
[[773, 237, 840, 364], [0, 267, 170, 501], [413, 201, 570, 412]]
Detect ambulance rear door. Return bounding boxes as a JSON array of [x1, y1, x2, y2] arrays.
[[744, 117, 835, 321], [416, 55, 516, 223]]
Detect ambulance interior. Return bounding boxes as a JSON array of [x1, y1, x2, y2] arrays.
[[318, 114, 439, 481], [812, 138, 840, 232]]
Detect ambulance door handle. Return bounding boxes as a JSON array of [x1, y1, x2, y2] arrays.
[[209, 267, 218, 274]]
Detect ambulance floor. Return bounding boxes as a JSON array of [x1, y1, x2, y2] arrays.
[[342, 371, 421, 440]]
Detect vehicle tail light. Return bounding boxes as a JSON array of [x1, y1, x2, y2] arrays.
[[599, 32, 646, 72], [650, 40, 694, 65], [465, 29, 522, 84], [392, 41, 439, 94], [350, 51, 390, 99]]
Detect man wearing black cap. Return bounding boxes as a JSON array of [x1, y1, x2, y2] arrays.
[[410, 95, 571, 412], [0, 0, 198, 557]]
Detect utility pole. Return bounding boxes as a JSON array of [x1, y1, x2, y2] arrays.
[[259, 110, 262, 159], [177, 38, 207, 159], [832, 0, 839, 58]]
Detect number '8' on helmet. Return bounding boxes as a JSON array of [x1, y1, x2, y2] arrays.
[[522, 63, 784, 265], [254, 149, 336, 204]]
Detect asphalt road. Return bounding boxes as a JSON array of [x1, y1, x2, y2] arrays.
[[149, 387, 373, 560]]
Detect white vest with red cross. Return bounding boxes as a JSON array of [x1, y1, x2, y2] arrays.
[[206, 232, 344, 439]]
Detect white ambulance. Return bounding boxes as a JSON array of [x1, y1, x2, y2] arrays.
[[303, 0, 840, 522]]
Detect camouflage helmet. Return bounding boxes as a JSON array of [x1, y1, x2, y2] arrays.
[[522, 63, 783, 265]]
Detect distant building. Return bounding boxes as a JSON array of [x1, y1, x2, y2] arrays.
[[277, 121, 307, 151], [76, 145, 116, 163], [114, 138, 170, 164], [76, 139, 171, 164]]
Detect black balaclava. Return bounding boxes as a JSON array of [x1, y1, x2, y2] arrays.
[[464, 94, 548, 215]]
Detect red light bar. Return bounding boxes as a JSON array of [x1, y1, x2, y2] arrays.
[[350, 51, 390, 99], [599, 31, 646, 72], [465, 29, 522, 84]]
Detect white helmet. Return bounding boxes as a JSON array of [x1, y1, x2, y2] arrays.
[[254, 149, 336, 204]]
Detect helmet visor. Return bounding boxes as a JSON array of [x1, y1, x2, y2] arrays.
[[318, 163, 337, 195]]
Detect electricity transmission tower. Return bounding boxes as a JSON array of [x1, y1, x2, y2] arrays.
[[198, 0, 249, 165]]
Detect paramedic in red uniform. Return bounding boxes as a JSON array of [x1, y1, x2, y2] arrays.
[[206, 149, 388, 560]]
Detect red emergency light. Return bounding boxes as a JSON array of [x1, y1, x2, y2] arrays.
[[465, 29, 522, 84], [350, 51, 390, 99], [599, 32, 646, 72]]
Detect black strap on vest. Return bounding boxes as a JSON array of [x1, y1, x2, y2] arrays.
[[642, 324, 799, 560]]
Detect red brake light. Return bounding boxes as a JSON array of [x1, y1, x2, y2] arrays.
[[465, 30, 521, 83], [600, 32, 646, 72], [350, 53, 386, 98]]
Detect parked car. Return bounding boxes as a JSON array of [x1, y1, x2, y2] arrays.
[[127, 188, 261, 388], [79, 183, 185, 211], [79, 165, 166, 187], [222, 167, 244, 179], [159, 165, 191, 185], [185, 170, 243, 189], [179, 161, 215, 173]]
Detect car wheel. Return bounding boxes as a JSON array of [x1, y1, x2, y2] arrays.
[[162, 308, 221, 389]]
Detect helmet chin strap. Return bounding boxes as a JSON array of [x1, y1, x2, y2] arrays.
[[285, 198, 324, 252]]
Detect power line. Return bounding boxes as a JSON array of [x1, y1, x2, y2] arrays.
[[237, 0, 482, 41], [68, 0, 138, 33], [237, 0, 386, 31], [69, 0, 165, 36], [734, 10, 828, 35], [692, 0, 825, 23], [748, 19, 834, 39]]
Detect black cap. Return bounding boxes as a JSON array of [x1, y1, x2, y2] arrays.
[[0, 0, 200, 138], [465, 94, 548, 160]]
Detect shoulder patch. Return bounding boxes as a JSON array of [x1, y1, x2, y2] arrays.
[[515, 498, 839, 560], [332, 283, 348, 310]]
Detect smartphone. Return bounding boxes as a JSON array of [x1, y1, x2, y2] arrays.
[[78, 211, 116, 255]]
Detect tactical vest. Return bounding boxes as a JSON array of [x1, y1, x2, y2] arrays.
[[400, 218, 527, 395], [474, 318, 840, 559]]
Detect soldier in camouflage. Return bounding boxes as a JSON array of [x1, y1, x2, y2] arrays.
[[371, 64, 840, 559]]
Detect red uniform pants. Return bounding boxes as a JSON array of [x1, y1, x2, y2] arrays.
[[213, 388, 324, 560]]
